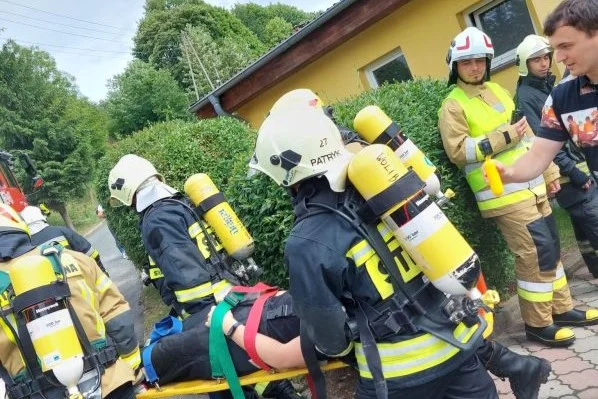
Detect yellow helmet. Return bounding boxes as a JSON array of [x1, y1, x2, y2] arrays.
[[0, 203, 29, 236]]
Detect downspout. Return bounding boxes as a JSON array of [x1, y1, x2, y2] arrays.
[[208, 94, 248, 123]]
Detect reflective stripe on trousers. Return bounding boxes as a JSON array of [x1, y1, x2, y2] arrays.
[[516, 265, 567, 303], [354, 323, 479, 379]]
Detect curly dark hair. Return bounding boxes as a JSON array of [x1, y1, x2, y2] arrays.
[[544, 0, 598, 36]]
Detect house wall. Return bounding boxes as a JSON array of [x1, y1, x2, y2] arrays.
[[235, 0, 562, 128]]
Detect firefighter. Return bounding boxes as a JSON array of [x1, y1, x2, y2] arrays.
[[20, 205, 109, 275], [107, 156, 301, 399], [0, 203, 140, 399], [438, 27, 598, 347], [250, 105, 553, 399], [515, 35, 598, 278]]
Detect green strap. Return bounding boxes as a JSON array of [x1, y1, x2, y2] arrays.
[[209, 292, 245, 399]]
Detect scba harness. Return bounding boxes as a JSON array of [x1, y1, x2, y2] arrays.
[[0, 243, 118, 399], [293, 179, 487, 399]]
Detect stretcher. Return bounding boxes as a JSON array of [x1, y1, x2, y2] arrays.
[[136, 360, 347, 398]]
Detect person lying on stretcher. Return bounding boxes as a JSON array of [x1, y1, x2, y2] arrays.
[[139, 289, 332, 390]]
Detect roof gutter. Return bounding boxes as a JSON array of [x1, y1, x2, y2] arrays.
[[189, 0, 359, 114]]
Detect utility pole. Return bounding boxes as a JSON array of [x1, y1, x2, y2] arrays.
[[180, 33, 200, 100], [182, 32, 214, 90]]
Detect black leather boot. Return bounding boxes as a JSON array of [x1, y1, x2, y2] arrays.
[[477, 340, 551, 399], [261, 380, 303, 399]]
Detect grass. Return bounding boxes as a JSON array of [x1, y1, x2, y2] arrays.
[[46, 190, 101, 234], [140, 286, 171, 339]]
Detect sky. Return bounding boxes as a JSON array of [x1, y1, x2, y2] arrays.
[[0, 0, 337, 103]]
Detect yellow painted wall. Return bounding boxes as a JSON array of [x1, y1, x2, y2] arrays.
[[235, 0, 557, 128]]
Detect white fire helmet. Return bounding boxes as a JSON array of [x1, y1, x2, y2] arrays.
[[446, 27, 494, 84], [108, 154, 164, 207], [250, 107, 353, 192], [269, 89, 325, 114], [516, 35, 552, 76]]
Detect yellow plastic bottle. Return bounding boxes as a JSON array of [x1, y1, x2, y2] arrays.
[[483, 156, 504, 196]]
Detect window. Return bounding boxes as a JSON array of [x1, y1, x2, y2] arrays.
[[365, 49, 413, 89], [469, 0, 536, 69]]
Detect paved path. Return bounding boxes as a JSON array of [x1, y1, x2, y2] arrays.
[[493, 266, 598, 398], [86, 221, 145, 343]]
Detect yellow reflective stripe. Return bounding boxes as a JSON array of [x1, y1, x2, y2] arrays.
[[475, 176, 545, 202], [212, 280, 233, 303], [174, 281, 213, 303], [346, 240, 375, 267], [553, 265, 567, 291], [149, 267, 164, 280], [148, 256, 156, 266], [121, 347, 141, 369], [95, 274, 112, 294], [517, 287, 553, 302], [578, 161, 590, 174], [78, 281, 106, 338], [180, 309, 191, 320], [477, 184, 545, 211], [355, 323, 478, 379], [188, 222, 202, 239], [87, 248, 99, 259], [376, 223, 393, 242], [0, 314, 18, 345]]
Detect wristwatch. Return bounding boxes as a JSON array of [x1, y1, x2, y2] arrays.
[[225, 320, 241, 338]]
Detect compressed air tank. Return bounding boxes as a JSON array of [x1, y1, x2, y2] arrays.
[[184, 173, 255, 260], [10, 255, 85, 396], [348, 144, 481, 299], [353, 105, 443, 199]]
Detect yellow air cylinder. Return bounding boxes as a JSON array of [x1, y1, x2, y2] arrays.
[[10, 255, 84, 391], [184, 173, 255, 260], [353, 105, 442, 199], [348, 144, 481, 299]]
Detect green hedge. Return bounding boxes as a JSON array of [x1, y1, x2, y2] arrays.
[[95, 118, 258, 268], [95, 79, 514, 293]]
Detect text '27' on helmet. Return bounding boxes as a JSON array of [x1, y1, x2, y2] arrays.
[[446, 26, 494, 85], [516, 35, 552, 76], [0, 203, 29, 236], [250, 107, 353, 192], [108, 154, 164, 207], [269, 89, 325, 115]]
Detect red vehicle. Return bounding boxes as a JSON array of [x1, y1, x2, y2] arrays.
[[0, 150, 43, 212]]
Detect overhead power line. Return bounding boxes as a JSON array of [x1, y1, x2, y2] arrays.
[[0, 17, 129, 43], [9, 38, 130, 54], [0, 10, 129, 35], [0, 0, 123, 30]]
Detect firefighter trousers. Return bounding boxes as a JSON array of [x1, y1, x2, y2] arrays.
[[494, 200, 573, 327]]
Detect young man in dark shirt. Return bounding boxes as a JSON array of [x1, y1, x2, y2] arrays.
[[515, 34, 598, 278], [498, 0, 598, 183]]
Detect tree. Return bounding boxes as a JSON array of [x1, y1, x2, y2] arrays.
[[0, 41, 105, 229], [181, 25, 256, 99], [232, 3, 316, 42], [263, 16, 293, 48], [104, 60, 190, 138], [133, 0, 265, 90]]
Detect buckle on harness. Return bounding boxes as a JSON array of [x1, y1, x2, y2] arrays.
[[224, 293, 242, 308]]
